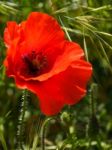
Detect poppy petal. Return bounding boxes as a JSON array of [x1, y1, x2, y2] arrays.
[[4, 40, 20, 76], [4, 21, 19, 47], [24, 12, 65, 49], [22, 41, 84, 81], [15, 60, 92, 115]]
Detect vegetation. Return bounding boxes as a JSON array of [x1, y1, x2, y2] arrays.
[[0, 0, 112, 149]]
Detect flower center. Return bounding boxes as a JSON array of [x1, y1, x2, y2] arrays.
[[22, 51, 47, 77]]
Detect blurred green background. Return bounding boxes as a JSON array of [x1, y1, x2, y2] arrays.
[[0, 0, 112, 149]]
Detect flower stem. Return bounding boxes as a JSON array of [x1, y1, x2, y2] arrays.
[[16, 89, 28, 150], [88, 87, 95, 116], [0, 130, 7, 150], [40, 117, 52, 150], [89, 84, 98, 116]]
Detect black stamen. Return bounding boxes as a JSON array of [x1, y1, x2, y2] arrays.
[[24, 55, 39, 73], [22, 52, 47, 76]]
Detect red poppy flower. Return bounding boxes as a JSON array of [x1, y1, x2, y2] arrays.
[[4, 12, 92, 116]]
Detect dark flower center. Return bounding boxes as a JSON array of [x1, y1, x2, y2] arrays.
[[22, 51, 47, 77]]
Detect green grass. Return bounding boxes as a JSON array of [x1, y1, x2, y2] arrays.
[[0, 0, 112, 149]]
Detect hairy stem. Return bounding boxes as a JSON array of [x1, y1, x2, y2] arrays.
[[16, 89, 28, 150]]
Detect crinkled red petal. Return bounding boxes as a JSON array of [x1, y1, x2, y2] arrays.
[[19, 41, 84, 81], [24, 12, 65, 49], [14, 60, 92, 115]]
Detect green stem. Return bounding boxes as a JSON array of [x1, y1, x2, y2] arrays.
[[0, 130, 7, 150], [40, 117, 52, 150], [32, 115, 44, 150], [16, 89, 28, 150], [88, 84, 95, 116]]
